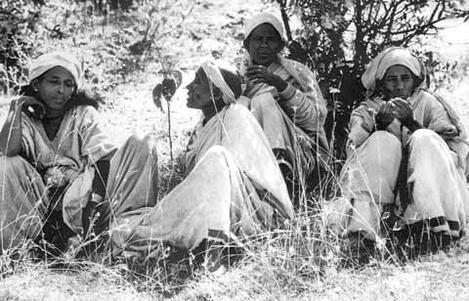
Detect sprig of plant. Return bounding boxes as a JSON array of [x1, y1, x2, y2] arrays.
[[152, 69, 182, 163]]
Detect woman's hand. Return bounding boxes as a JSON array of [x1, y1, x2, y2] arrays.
[[17, 96, 46, 119], [245, 65, 288, 92], [390, 97, 423, 132], [0, 96, 40, 156], [375, 101, 394, 130], [390, 98, 413, 123]]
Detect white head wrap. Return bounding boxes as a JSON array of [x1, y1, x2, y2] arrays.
[[244, 12, 287, 42], [200, 60, 239, 104], [361, 47, 425, 94], [29, 52, 82, 88]]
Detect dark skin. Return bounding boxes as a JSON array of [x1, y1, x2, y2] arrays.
[[245, 65, 288, 92], [244, 23, 288, 93], [186, 68, 226, 124], [375, 66, 423, 133]]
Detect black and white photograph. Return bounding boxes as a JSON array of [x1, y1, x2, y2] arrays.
[[0, 0, 469, 300]]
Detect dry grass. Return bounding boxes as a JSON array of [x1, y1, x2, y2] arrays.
[[1, 1, 469, 300]]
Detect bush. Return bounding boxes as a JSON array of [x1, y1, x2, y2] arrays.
[[0, 0, 193, 95], [0, 0, 42, 93]]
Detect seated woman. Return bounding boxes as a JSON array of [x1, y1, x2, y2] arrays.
[[110, 60, 293, 264], [239, 12, 329, 198], [0, 52, 157, 253], [338, 47, 469, 261]]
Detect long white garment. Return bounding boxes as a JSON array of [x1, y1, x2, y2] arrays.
[[0, 132, 157, 251], [0, 156, 48, 250], [110, 104, 293, 258], [241, 56, 329, 180], [335, 47, 469, 241], [341, 128, 468, 240], [339, 131, 402, 239], [338, 47, 469, 240]]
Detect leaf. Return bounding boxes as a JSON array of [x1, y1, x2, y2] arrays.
[[170, 69, 183, 89], [162, 77, 177, 102], [152, 83, 164, 112]]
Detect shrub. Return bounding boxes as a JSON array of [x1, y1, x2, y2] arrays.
[[0, 0, 42, 93]]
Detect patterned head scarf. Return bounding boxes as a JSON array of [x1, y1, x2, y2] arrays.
[[29, 52, 82, 88], [361, 47, 425, 96], [244, 12, 287, 42], [200, 60, 239, 104]]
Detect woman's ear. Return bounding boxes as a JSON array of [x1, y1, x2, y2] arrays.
[[277, 40, 285, 53], [243, 36, 250, 50], [31, 79, 39, 92], [375, 79, 390, 100]]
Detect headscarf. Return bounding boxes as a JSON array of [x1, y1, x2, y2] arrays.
[[200, 60, 239, 104], [29, 52, 82, 88], [244, 12, 287, 42], [361, 47, 425, 96]]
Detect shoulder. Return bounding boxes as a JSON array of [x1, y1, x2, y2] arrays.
[[67, 105, 101, 127], [222, 103, 260, 127], [72, 105, 99, 117], [279, 56, 319, 89], [281, 57, 310, 71], [415, 89, 445, 109], [353, 98, 379, 114], [225, 103, 252, 119]]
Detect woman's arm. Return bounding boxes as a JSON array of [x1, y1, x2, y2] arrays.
[[277, 77, 327, 138], [0, 96, 45, 156], [0, 99, 25, 156]]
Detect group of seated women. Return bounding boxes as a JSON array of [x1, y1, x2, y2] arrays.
[[0, 12, 467, 266]]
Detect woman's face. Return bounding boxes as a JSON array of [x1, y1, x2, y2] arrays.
[[383, 65, 415, 99], [186, 68, 214, 109], [246, 23, 283, 67], [34, 66, 75, 112]]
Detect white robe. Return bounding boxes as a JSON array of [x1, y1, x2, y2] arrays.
[[110, 104, 292, 259]]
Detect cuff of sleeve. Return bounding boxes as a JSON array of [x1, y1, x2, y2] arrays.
[[278, 83, 296, 101]]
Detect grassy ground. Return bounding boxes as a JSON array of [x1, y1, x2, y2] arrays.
[[1, 1, 469, 300]]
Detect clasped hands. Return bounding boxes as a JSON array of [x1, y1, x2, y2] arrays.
[[245, 65, 288, 92], [375, 98, 414, 130]]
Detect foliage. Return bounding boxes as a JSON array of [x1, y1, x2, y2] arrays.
[[0, 0, 194, 95], [0, 0, 42, 93], [76, 0, 194, 91], [275, 0, 469, 157]]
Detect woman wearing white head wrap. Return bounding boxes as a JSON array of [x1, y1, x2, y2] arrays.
[[110, 61, 293, 264], [336, 47, 469, 261], [0, 52, 159, 254], [240, 12, 329, 200]]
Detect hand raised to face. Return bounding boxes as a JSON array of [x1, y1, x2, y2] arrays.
[[11, 96, 46, 120]]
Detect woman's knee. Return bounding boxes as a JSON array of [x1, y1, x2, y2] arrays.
[[250, 93, 276, 111], [125, 133, 158, 159], [368, 131, 401, 150], [409, 129, 447, 153], [409, 129, 440, 145], [201, 145, 231, 161], [358, 131, 402, 165]]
